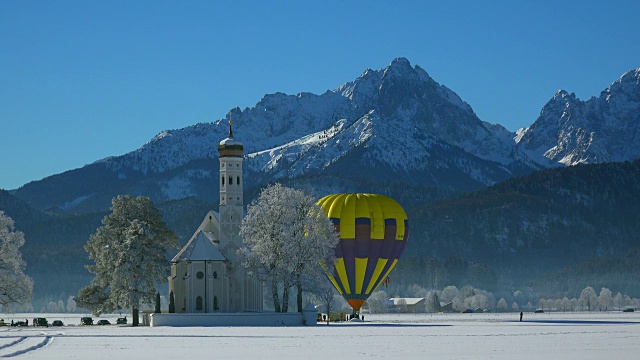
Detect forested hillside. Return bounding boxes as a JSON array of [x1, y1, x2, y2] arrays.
[[404, 160, 640, 297], [2, 160, 640, 306]]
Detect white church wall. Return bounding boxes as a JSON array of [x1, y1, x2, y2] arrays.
[[149, 308, 317, 327]]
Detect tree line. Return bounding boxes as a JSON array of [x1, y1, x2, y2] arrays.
[[359, 284, 640, 314]]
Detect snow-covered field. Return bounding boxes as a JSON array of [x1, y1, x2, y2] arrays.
[[1, 312, 639, 359]]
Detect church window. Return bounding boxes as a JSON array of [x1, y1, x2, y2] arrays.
[[229, 176, 233, 185], [213, 271, 218, 279], [196, 271, 204, 280], [237, 176, 240, 185], [222, 176, 225, 186], [196, 296, 203, 310], [214, 296, 219, 311]]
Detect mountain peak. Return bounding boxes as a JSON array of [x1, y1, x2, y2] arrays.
[[552, 90, 577, 100], [389, 57, 412, 68], [618, 68, 640, 83], [606, 68, 640, 100], [382, 57, 417, 80]]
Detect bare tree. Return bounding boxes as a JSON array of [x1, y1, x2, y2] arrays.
[[310, 277, 338, 325]]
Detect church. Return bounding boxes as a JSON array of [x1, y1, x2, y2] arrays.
[[168, 123, 263, 313]]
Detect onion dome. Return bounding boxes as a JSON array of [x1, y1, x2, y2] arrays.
[[218, 120, 244, 157]]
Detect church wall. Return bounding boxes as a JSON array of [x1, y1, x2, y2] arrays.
[[169, 262, 185, 313], [170, 261, 229, 313], [190, 262, 206, 312]]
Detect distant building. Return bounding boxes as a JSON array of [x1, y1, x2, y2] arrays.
[[168, 122, 263, 313], [388, 298, 426, 313], [439, 302, 454, 313]]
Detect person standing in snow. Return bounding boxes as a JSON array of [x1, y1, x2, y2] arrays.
[[519, 312, 523, 321]]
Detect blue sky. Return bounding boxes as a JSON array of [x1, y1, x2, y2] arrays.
[[1, 1, 639, 190]]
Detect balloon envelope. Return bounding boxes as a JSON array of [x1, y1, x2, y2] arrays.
[[317, 193, 409, 311]]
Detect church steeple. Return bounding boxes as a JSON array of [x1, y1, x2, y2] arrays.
[[217, 111, 245, 311], [218, 114, 243, 158], [218, 114, 243, 206]]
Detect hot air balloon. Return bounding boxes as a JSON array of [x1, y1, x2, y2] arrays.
[[317, 193, 409, 313]]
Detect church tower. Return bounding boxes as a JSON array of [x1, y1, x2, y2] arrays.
[[217, 119, 245, 311], [169, 116, 262, 314]]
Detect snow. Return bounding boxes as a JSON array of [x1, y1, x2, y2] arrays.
[[1, 312, 639, 359], [59, 195, 94, 211]]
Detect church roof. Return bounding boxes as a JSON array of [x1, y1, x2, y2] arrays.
[[172, 230, 227, 262], [218, 120, 244, 157]]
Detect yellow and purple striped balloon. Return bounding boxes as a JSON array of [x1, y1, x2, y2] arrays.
[[317, 193, 409, 311]]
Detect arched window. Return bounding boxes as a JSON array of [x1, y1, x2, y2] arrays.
[[229, 176, 233, 185], [221, 176, 225, 186], [196, 296, 203, 311], [213, 271, 218, 279], [214, 296, 219, 311], [237, 176, 240, 185]]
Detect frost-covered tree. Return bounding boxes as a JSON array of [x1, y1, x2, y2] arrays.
[[497, 298, 508, 312], [424, 290, 440, 313], [538, 299, 546, 311], [76, 196, 179, 325], [513, 290, 525, 309], [406, 284, 428, 298], [614, 292, 624, 311], [579, 287, 597, 311], [366, 290, 389, 314], [452, 296, 465, 312], [440, 286, 460, 303], [0, 211, 33, 309], [240, 184, 339, 312], [67, 295, 77, 313], [569, 298, 579, 311], [397, 298, 408, 313], [414, 287, 429, 299], [468, 294, 490, 310], [597, 287, 613, 311]]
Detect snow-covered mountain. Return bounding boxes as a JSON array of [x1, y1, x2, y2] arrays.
[[13, 60, 640, 214], [515, 68, 640, 166], [104, 57, 535, 179]]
